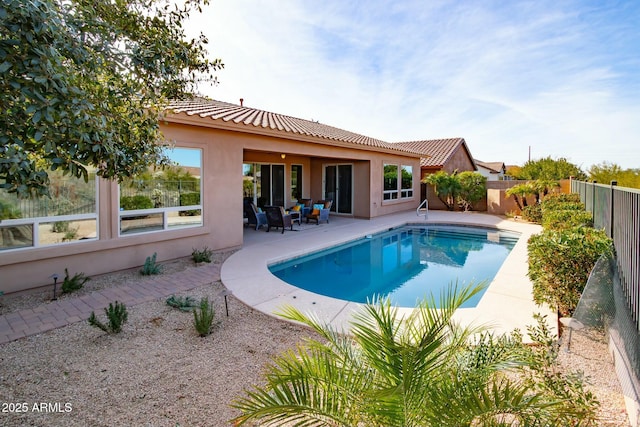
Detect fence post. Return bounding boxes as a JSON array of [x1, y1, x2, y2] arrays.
[[610, 180, 617, 238], [592, 180, 596, 214]]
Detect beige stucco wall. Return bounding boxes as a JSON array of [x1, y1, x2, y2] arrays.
[[1, 119, 420, 294]]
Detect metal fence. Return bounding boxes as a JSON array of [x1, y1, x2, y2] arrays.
[[572, 179, 640, 333]]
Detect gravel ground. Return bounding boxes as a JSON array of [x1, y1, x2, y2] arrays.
[[0, 252, 631, 426]]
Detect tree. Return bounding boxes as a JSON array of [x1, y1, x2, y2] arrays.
[[457, 171, 486, 211], [516, 157, 586, 181], [232, 284, 598, 426], [505, 182, 536, 211], [423, 171, 461, 210], [0, 0, 222, 198], [588, 162, 640, 189]]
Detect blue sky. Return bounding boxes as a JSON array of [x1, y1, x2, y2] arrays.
[[189, 0, 639, 170]]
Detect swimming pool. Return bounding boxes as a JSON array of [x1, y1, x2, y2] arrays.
[[269, 225, 521, 308]]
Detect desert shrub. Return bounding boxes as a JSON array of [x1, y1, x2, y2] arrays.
[[524, 314, 599, 422], [140, 252, 162, 275], [61, 268, 90, 294], [192, 246, 213, 263], [120, 195, 153, 210], [542, 209, 593, 230], [528, 227, 612, 316], [522, 204, 543, 223], [62, 227, 79, 242], [166, 295, 198, 312], [193, 297, 215, 337], [51, 221, 70, 233], [88, 301, 128, 334]]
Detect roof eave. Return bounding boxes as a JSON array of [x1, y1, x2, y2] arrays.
[[162, 112, 422, 159]]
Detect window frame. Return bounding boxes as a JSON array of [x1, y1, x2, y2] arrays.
[[0, 176, 99, 252], [383, 163, 414, 201], [118, 147, 203, 236]]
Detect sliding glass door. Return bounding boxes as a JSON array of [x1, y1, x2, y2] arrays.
[[324, 164, 352, 214], [243, 163, 285, 208]]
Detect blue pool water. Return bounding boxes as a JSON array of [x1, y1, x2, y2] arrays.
[[269, 225, 521, 308]]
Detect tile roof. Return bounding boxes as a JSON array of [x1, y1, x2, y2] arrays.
[[393, 138, 469, 168], [166, 99, 423, 156], [475, 160, 505, 173]]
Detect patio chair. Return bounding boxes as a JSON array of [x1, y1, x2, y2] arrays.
[[296, 198, 314, 217], [306, 200, 332, 225], [264, 206, 294, 234], [244, 200, 267, 230]]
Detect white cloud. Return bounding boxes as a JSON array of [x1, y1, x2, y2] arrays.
[[187, 0, 640, 170]]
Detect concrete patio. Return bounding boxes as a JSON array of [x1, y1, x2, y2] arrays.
[[224, 209, 554, 337]]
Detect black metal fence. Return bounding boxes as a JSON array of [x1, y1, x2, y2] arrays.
[[572, 179, 640, 333]]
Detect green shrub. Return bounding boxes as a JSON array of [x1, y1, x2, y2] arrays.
[[522, 204, 543, 223], [456, 171, 486, 211], [61, 268, 90, 294], [140, 252, 162, 275], [120, 195, 153, 210], [51, 221, 70, 233], [528, 227, 612, 316], [88, 301, 128, 334], [179, 192, 200, 216], [193, 297, 215, 337], [542, 209, 593, 230], [192, 246, 213, 263], [166, 295, 198, 312], [0, 199, 21, 220], [180, 192, 200, 206]]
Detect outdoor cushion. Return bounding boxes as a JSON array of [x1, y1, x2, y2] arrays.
[[292, 205, 301, 211], [311, 208, 320, 215], [313, 203, 324, 210]]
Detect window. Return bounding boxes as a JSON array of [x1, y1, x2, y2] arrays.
[[119, 147, 202, 235], [401, 165, 413, 198], [0, 172, 98, 251], [383, 164, 398, 200], [383, 163, 413, 201], [291, 165, 302, 201]]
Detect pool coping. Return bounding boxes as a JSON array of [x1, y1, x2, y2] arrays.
[[221, 210, 556, 338]]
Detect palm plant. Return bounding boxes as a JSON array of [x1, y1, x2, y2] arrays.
[[505, 182, 537, 211], [231, 283, 595, 426]]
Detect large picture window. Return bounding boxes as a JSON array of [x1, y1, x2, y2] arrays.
[[383, 163, 413, 201], [118, 147, 202, 235], [1, 172, 98, 251]]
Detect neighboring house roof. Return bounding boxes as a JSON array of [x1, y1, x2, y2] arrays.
[[394, 138, 475, 169], [166, 99, 423, 157], [475, 160, 506, 174]]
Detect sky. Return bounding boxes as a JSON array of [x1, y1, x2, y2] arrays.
[[187, 0, 640, 170]]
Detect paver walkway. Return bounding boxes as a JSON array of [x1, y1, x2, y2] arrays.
[[0, 263, 220, 345]]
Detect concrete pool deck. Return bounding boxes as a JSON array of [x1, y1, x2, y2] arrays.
[[222, 210, 556, 337]]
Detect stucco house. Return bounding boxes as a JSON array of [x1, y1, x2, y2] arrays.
[[394, 138, 477, 209], [1, 99, 426, 294], [475, 159, 507, 181]]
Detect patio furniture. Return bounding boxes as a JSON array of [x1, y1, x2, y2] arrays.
[[264, 206, 294, 233], [306, 200, 332, 224], [244, 200, 267, 230], [288, 209, 301, 225], [290, 198, 313, 218]]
